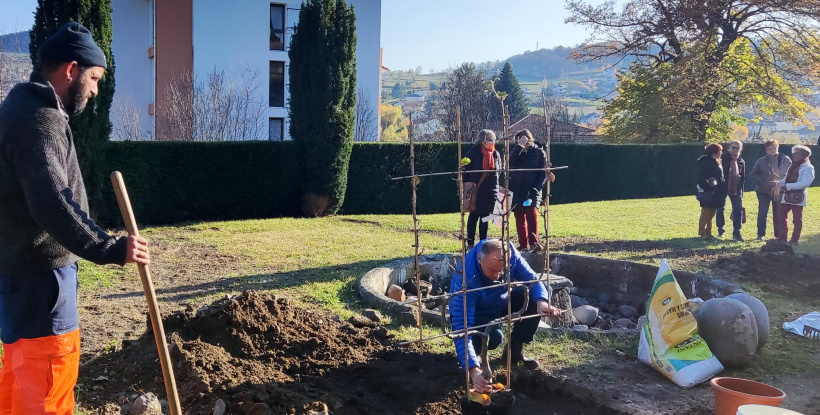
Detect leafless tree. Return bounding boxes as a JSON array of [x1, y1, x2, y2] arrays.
[[158, 68, 266, 141], [0, 28, 31, 102], [112, 97, 150, 141], [354, 87, 377, 141], [440, 63, 488, 142]]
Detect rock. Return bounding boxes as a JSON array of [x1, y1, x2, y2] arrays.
[[398, 309, 419, 326], [613, 318, 636, 329], [131, 392, 162, 415], [330, 315, 341, 323], [570, 295, 589, 308], [593, 318, 612, 330], [598, 292, 611, 304], [370, 326, 388, 338], [213, 399, 226, 415], [387, 284, 406, 302], [586, 298, 599, 308], [636, 301, 647, 316], [572, 325, 588, 330], [347, 315, 377, 329], [696, 298, 758, 367], [727, 293, 770, 351], [572, 305, 599, 326], [362, 309, 383, 324], [604, 303, 619, 314], [617, 305, 638, 318]]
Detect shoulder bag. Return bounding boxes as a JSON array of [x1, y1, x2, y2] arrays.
[[462, 172, 489, 212]]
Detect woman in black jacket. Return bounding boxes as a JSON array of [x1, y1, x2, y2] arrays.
[[464, 129, 502, 248], [509, 129, 547, 252], [696, 143, 726, 239]]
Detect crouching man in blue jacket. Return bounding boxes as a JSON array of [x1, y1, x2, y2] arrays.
[[449, 238, 562, 392]]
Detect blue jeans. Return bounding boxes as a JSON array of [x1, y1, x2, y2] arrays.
[[716, 193, 743, 237], [756, 192, 781, 238], [470, 287, 541, 354]]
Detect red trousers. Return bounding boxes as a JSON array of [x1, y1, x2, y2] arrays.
[[513, 206, 539, 249], [0, 329, 80, 415], [776, 204, 804, 243]]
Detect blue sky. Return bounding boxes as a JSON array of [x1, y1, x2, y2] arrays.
[[1, 0, 593, 71]]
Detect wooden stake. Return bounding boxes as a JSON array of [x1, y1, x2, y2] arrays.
[[409, 116, 423, 350], [456, 106, 471, 395], [502, 104, 513, 389], [110, 172, 182, 415]]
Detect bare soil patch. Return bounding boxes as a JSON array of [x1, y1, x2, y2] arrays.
[[81, 291, 632, 415], [712, 240, 820, 302]]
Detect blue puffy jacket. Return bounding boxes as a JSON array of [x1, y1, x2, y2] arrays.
[[448, 240, 550, 369]]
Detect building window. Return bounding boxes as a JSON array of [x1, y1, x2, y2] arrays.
[[269, 61, 285, 107], [270, 4, 285, 50], [269, 118, 284, 141]]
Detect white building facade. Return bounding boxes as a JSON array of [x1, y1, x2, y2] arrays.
[[111, 0, 382, 141]]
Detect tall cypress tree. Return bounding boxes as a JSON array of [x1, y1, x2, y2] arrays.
[[289, 0, 356, 216], [489, 62, 529, 124], [29, 0, 115, 214]]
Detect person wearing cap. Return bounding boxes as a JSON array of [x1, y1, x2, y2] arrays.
[[0, 22, 150, 414], [463, 129, 502, 248]]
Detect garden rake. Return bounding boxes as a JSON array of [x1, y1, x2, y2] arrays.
[[803, 325, 820, 340]]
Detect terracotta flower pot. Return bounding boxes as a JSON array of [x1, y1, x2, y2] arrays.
[[711, 377, 786, 415]]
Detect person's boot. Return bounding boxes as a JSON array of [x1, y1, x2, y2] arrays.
[[507, 340, 539, 370]]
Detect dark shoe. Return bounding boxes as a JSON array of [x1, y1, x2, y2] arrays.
[[756, 235, 766, 241], [517, 244, 528, 252], [466, 239, 475, 250], [788, 240, 799, 246], [733, 234, 744, 242], [717, 230, 725, 238], [506, 341, 540, 370], [528, 242, 543, 254]]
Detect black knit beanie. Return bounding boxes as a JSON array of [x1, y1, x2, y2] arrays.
[[38, 22, 107, 69]]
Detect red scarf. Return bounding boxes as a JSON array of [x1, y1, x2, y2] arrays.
[[481, 144, 496, 170], [786, 158, 806, 184]]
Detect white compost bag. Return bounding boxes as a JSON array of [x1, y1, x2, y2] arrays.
[[637, 259, 723, 388]]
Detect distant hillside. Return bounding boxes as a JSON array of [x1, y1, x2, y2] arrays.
[[480, 46, 628, 81], [0, 31, 30, 54]]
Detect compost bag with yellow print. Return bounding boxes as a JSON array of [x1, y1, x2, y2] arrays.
[[637, 259, 723, 387]]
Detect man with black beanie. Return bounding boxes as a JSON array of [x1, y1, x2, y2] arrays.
[[0, 22, 150, 414]]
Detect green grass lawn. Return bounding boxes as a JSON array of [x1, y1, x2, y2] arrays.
[[2, 189, 819, 414]]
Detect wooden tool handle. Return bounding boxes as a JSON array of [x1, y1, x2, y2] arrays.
[[110, 171, 183, 415]]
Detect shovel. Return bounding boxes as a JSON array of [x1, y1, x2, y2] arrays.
[[111, 171, 182, 415]]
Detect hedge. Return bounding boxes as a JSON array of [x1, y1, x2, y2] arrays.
[[94, 141, 816, 225], [95, 141, 301, 225]]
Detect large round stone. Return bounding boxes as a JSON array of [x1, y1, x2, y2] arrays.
[[572, 305, 599, 326], [727, 293, 770, 351], [696, 298, 758, 367]]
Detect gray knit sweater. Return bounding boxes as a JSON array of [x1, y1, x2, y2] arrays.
[[0, 72, 126, 274]]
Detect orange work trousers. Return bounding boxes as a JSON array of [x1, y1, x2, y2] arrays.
[[0, 329, 80, 415]]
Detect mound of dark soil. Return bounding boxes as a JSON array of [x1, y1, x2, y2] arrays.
[[83, 291, 470, 414], [81, 290, 652, 415], [713, 241, 820, 302]]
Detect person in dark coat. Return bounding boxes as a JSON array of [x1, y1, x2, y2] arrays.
[[464, 129, 502, 248], [716, 140, 746, 240], [0, 23, 150, 413], [696, 143, 726, 239], [509, 129, 547, 252], [749, 139, 791, 240]]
